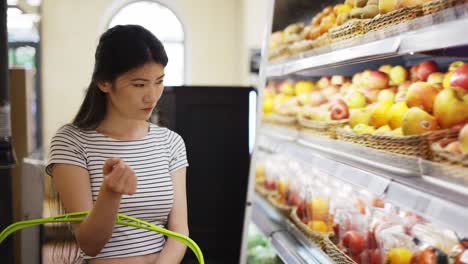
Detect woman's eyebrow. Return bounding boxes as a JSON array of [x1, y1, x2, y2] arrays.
[[156, 74, 165, 80], [130, 78, 150, 82]]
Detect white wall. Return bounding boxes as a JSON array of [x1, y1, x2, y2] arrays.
[[41, 0, 244, 153]]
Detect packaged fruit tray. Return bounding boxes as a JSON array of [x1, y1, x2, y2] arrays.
[[298, 116, 348, 139], [363, 6, 422, 33], [267, 194, 294, 216], [329, 19, 367, 43], [422, 0, 466, 15]]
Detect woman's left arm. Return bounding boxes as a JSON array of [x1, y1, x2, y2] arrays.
[[157, 167, 189, 264]]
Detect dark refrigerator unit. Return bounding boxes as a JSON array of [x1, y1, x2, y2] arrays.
[[152, 86, 256, 264]]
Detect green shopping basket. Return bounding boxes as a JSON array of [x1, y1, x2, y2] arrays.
[[0, 211, 204, 264]]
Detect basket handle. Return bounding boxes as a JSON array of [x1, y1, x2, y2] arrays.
[[0, 211, 204, 264]]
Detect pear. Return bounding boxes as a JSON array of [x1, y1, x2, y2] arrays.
[[433, 88, 468, 128], [402, 107, 439, 135], [388, 102, 409, 129], [370, 100, 393, 128]]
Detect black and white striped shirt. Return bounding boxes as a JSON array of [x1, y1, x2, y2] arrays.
[[46, 123, 188, 260]]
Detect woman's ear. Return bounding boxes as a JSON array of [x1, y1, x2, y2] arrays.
[[97, 81, 112, 93]]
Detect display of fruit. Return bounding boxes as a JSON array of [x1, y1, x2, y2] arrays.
[[379, 65, 394, 75], [294, 80, 315, 95], [330, 99, 350, 120], [427, 72, 445, 85], [363, 70, 390, 90], [378, 89, 396, 103], [402, 107, 439, 135], [449, 61, 465, 72], [346, 90, 368, 108], [370, 100, 393, 128]]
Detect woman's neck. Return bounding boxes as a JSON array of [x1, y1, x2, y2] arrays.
[[97, 113, 149, 140]]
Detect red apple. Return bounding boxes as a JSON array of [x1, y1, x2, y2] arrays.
[[417, 61, 439, 82], [450, 63, 468, 92], [410, 65, 420, 81], [330, 101, 350, 120], [343, 231, 367, 255], [364, 70, 390, 89], [351, 253, 363, 264], [364, 88, 380, 103]]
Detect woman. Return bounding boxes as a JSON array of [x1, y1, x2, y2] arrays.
[[46, 25, 189, 264]]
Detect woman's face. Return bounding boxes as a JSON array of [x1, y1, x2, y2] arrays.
[[100, 62, 165, 121]]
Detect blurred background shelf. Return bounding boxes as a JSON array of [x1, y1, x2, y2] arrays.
[[257, 124, 468, 237], [267, 14, 468, 77], [252, 193, 333, 264]]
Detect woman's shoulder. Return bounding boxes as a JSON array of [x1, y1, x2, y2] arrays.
[[52, 123, 92, 143]]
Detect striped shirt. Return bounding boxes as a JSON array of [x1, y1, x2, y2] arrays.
[[46, 123, 188, 260]]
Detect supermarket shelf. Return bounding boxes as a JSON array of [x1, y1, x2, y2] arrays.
[[252, 193, 333, 264], [257, 124, 468, 237], [266, 14, 468, 77]]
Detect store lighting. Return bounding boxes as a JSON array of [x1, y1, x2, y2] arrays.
[[7, 0, 18, 5], [26, 0, 41, 6], [7, 7, 22, 16], [409, 51, 415, 55]]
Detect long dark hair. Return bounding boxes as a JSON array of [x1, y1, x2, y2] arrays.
[[73, 24, 168, 130]]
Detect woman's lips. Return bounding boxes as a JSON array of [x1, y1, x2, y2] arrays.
[[142, 108, 153, 112]]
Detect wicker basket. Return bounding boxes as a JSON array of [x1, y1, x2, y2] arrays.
[[422, 0, 465, 15], [290, 207, 331, 250], [329, 19, 366, 43], [335, 128, 371, 147], [429, 128, 468, 167], [364, 6, 421, 33], [254, 183, 275, 198], [298, 116, 348, 139], [268, 194, 294, 216], [322, 237, 356, 264], [366, 133, 432, 159], [270, 113, 297, 128]]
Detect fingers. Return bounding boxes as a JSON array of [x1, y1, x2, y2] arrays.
[[103, 157, 121, 175], [103, 159, 138, 195]]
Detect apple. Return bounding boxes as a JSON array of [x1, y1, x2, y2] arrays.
[[417, 61, 439, 82], [427, 72, 445, 85], [390, 65, 408, 86], [345, 90, 367, 108], [379, 64, 393, 74], [434, 88, 468, 128], [405, 82, 439, 113], [363, 70, 390, 89], [330, 102, 350, 120], [459, 124, 468, 154], [449, 61, 465, 72], [364, 88, 380, 103], [450, 63, 468, 92], [342, 231, 366, 255], [322, 86, 340, 99], [317, 76, 332, 89], [279, 81, 295, 96], [332, 75, 347, 85], [398, 81, 412, 92], [353, 72, 364, 87], [309, 91, 327, 106], [295, 80, 315, 95], [410, 65, 420, 81], [395, 90, 407, 103], [378, 89, 396, 102]]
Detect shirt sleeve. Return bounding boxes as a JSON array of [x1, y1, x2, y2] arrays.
[[46, 125, 87, 176], [168, 130, 189, 173]]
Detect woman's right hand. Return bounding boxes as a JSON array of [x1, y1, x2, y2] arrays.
[[102, 158, 137, 195]]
